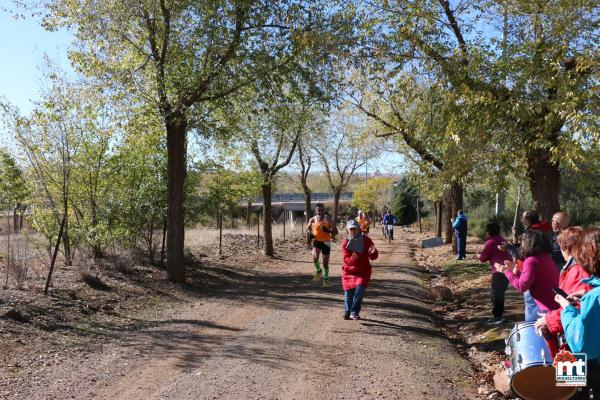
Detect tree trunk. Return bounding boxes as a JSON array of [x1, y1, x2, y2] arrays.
[[435, 200, 443, 238], [261, 183, 274, 256], [5, 208, 10, 288], [166, 117, 187, 283], [443, 195, 453, 245], [446, 182, 463, 250], [416, 196, 422, 233], [13, 205, 19, 233], [526, 148, 560, 220], [246, 200, 252, 229], [147, 221, 155, 265], [91, 200, 102, 259], [333, 189, 341, 226], [450, 183, 464, 216], [304, 192, 312, 247], [495, 192, 505, 216], [62, 206, 72, 266], [160, 216, 167, 267]]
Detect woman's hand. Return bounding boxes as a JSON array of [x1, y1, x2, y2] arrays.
[[568, 289, 586, 301], [555, 294, 571, 308], [494, 262, 507, 273], [534, 313, 550, 337], [368, 245, 377, 255], [351, 252, 359, 261]]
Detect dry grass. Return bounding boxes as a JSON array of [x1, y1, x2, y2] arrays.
[[185, 222, 306, 249]]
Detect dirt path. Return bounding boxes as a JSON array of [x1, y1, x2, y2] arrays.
[[9, 235, 477, 400]]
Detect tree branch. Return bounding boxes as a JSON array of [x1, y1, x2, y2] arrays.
[[437, 0, 467, 61]]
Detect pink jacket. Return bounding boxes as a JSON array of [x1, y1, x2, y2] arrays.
[[479, 235, 512, 273], [341, 236, 378, 291], [505, 252, 560, 312]]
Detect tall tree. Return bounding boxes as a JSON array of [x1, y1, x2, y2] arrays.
[[40, 0, 328, 281], [296, 108, 326, 245], [314, 104, 375, 225], [218, 85, 309, 256], [361, 0, 599, 220], [350, 77, 479, 242], [297, 140, 313, 246]]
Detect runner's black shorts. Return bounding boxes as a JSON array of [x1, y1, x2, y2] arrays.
[[312, 240, 331, 256]]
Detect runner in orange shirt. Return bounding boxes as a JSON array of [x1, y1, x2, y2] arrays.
[[356, 211, 370, 236], [306, 203, 333, 287]]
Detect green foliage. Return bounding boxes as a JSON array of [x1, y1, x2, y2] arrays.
[[560, 160, 600, 226], [0, 149, 28, 209], [196, 162, 262, 216], [390, 176, 424, 225], [106, 121, 168, 250], [354, 0, 599, 216], [351, 177, 395, 214]]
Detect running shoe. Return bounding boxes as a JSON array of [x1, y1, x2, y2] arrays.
[[322, 279, 329, 288], [485, 317, 505, 325], [312, 271, 322, 281], [349, 314, 360, 320]]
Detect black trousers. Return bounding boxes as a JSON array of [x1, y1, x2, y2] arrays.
[[490, 272, 509, 318]]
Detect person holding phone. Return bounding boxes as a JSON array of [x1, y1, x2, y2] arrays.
[[495, 229, 560, 317], [534, 227, 591, 356], [341, 219, 378, 320], [499, 210, 553, 321], [558, 227, 600, 398]]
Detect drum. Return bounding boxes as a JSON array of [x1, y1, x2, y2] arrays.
[[505, 321, 576, 400]]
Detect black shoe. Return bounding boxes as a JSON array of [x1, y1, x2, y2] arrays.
[[343, 312, 350, 320]]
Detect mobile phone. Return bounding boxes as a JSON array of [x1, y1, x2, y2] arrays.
[[553, 287, 569, 299]]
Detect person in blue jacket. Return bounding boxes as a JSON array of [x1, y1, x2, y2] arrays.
[[452, 210, 468, 260], [382, 210, 397, 239], [558, 226, 600, 398]]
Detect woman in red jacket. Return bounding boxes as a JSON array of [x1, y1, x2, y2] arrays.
[[534, 226, 592, 356], [341, 219, 378, 320]]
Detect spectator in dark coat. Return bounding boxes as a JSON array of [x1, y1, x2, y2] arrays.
[[551, 211, 571, 271]]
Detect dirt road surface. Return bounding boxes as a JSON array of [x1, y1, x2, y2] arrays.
[[9, 235, 477, 400]]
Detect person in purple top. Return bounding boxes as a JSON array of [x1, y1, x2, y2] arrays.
[[496, 229, 560, 315], [477, 222, 512, 324]]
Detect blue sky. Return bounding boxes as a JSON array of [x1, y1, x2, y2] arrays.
[[0, 8, 73, 115]]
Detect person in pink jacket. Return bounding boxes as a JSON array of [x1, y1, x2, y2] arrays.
[[341, 219, 378, 320], [496, 229, 560, 314], [477, 222, 512, 324]]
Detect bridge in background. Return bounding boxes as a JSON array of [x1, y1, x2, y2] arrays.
[[249, 192, 353, 212]]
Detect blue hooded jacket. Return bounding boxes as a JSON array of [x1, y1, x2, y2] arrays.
[[452, 213, 468, 235], [561, 275, 600, 360]]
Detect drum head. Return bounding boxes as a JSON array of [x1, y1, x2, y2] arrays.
[[511, 366, 576, 400]]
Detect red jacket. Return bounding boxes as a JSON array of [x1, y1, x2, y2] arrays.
[[341, 236, 378, 291], [531, 220, 551, 232], [545, 261, 592, 334]]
